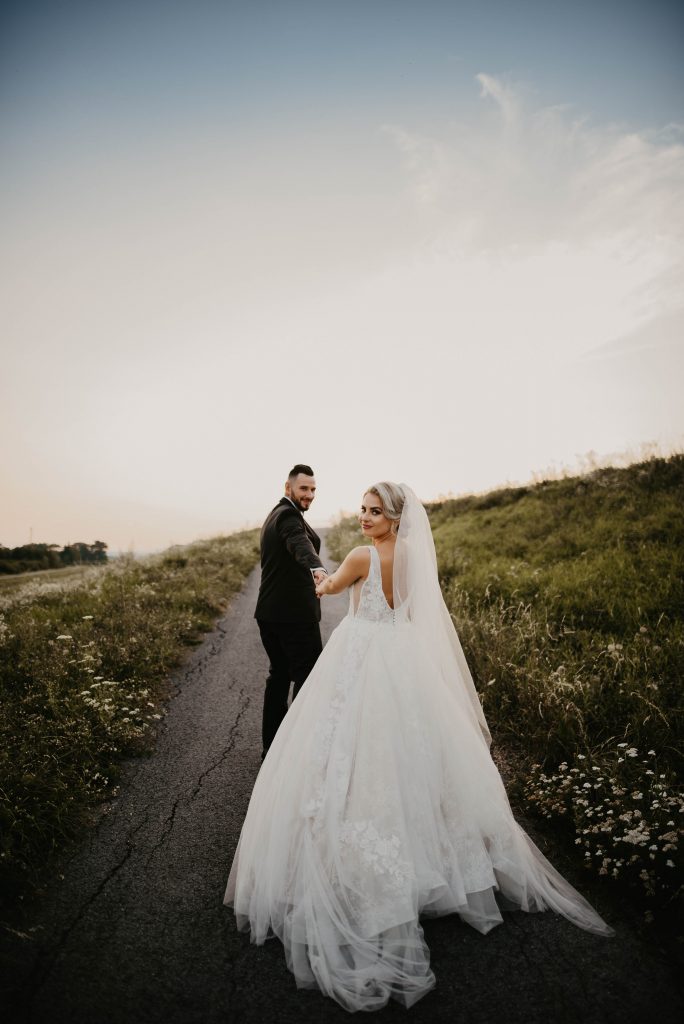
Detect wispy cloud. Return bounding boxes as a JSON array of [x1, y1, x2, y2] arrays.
[[386, 73, 684, 249], [576, 305, 684, 361], [383, 74, 684, 343], [476, 72, 521, 127], [380, 124, 448, 206]]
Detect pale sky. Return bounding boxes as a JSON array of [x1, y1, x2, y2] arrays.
[[2, 0, 683, 552]]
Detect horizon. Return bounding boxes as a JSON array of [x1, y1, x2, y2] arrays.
[[4, 439, 678, 556]]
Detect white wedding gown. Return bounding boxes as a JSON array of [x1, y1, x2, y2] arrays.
[[225, 544, 613, 1012]]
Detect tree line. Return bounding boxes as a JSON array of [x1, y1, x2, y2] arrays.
[[0, 541, 108, 575]]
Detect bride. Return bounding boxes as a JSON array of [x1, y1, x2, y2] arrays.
[[224, 482, 613, 1012]]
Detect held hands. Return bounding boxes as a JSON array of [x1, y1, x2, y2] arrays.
[[314, 570, 329, 599]]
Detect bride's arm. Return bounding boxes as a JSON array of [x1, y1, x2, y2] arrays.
[[316, 547, 370, 597]]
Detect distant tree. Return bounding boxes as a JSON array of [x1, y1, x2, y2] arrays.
[[92, 541, 108, 564], [60, 545, 76, 566], [0, 539, 108, 574]]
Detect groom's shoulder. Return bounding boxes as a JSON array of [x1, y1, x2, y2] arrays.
[[264, 499, 297, 526]]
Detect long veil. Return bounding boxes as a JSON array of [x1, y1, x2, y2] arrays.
[[393, 484, 492, 748], [393, 484, 613, 939]]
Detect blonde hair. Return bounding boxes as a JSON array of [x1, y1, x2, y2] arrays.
[[365, 482, 405, 526]]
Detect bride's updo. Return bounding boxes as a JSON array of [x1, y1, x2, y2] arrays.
[[366, 482, 405, 531]]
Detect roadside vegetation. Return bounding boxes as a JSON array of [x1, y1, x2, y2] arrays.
[[327, 454, 683, 922], [0, 530, 259, 913]]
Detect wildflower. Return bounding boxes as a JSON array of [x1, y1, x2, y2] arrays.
[[617, 743, 628, 748], [647, 750, 656, 756], [626, 748, 638, 758], [666, 860, 675, 868], [82, 615, 94, 620], [56, 635, 73, 641]]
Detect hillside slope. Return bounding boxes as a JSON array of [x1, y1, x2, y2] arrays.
[[327, 455, 683, 915]]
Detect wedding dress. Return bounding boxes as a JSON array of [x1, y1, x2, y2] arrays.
[[224, 486, 613, 1012]]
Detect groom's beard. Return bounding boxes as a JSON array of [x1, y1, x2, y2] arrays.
[[292, 497, 312, 512]]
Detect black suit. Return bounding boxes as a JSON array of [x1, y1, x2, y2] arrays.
[[255, 498, 325, 755]]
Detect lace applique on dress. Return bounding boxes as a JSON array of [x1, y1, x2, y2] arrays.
[[339, 820, 410, 887], [302, 547, 393, 835], [350, 546, 395, 624]]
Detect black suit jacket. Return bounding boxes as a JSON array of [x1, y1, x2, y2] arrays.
[[254, 498, 324, 623]]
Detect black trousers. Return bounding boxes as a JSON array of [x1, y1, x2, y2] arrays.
[[257, 619, 323, 756]]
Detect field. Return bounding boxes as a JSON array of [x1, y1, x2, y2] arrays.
[[0, 565, 95, 592], [327, 455, 684, 920], [0, 530, 260, 911]]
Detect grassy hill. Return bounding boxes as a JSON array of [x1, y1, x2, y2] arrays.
[[327, 454, 683, 916]]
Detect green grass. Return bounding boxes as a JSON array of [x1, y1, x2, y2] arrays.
[[0, 530, 259, 913], [327, 454, 683, 917]]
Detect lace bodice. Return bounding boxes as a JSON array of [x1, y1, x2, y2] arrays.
[[349, 546, 395, 624]]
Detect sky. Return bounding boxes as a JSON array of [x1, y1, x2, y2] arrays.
[[2, 0, 683, 552]]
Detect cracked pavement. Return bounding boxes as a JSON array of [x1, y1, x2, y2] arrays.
[[2, 536, 682, 1023]]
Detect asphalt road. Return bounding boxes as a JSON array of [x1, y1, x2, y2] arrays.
[[3, 536, 682, 1024]]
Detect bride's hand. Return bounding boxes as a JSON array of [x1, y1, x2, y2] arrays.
[[315, 578, 328, 598]]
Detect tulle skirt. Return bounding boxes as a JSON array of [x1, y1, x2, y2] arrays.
[[225, 615, 613, 1012]]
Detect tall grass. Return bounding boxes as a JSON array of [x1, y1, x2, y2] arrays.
[[0, 530, 259, 911], [327, 455, 683, 916]]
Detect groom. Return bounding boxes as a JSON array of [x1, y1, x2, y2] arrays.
[[255, 464, 328, 758]]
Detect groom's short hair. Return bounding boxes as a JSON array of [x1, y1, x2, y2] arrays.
[[289, 463, 314, 481]]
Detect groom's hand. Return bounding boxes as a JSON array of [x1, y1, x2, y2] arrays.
[[313, 568, 328, 598]]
